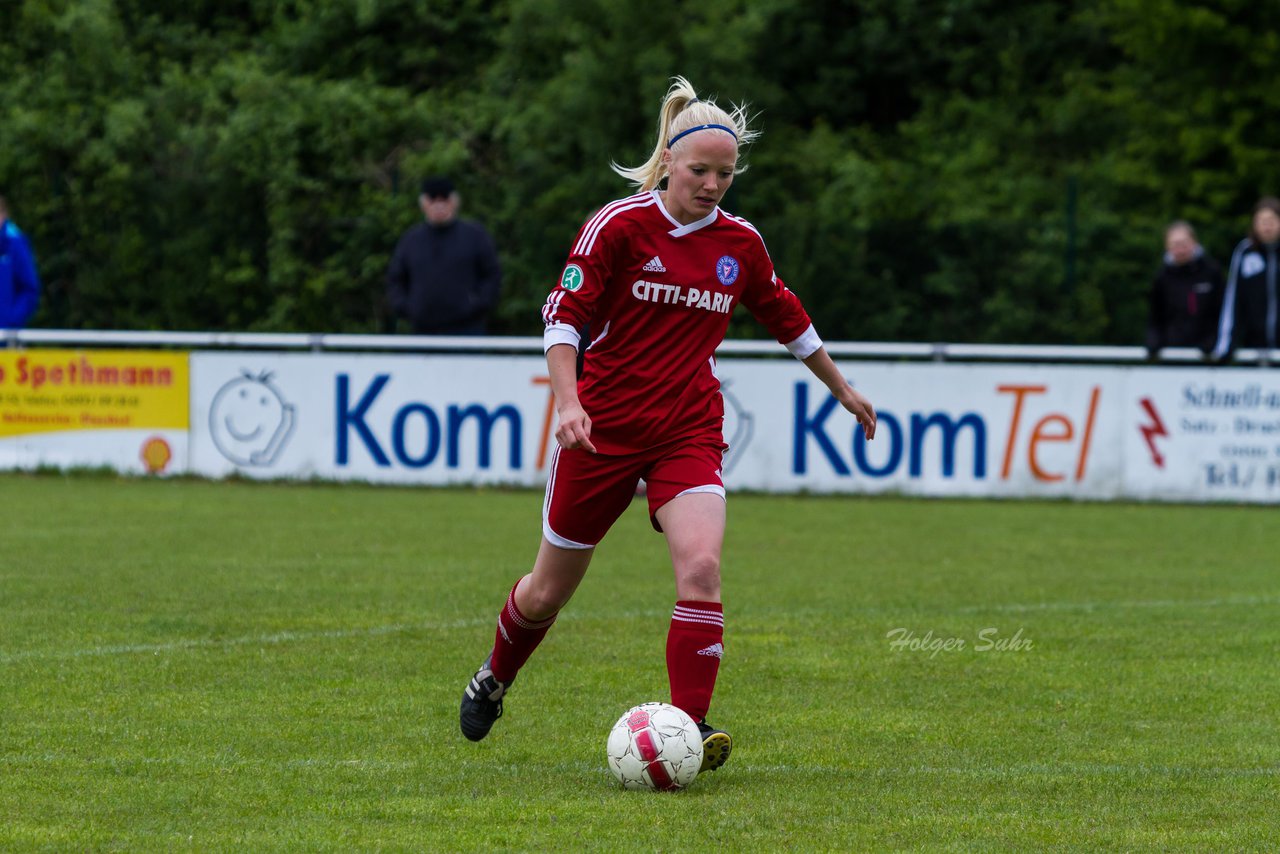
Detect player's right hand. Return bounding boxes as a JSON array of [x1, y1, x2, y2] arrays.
[[555, 402, 597, 453]]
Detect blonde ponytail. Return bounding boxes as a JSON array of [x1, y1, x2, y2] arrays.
[[612, 76, 759, 191]]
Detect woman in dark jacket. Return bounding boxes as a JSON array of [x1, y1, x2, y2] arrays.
[[1213, 197, 1280, 361], [1146, 220, 1223, 357]]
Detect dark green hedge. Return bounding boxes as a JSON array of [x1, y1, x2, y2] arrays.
[[3, 0, 1276, 343]]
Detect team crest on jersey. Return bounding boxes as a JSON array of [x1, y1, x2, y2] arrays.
[[716, 255, 740, 286], [560, 264, 584, 291]]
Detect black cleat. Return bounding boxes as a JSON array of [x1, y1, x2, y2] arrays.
[[459, 658, 513, 742], [697, 721, 733, 773]]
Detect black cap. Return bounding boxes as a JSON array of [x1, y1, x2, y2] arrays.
[[421, 176, 455, 198]]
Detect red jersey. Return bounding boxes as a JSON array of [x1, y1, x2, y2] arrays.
[[542, 190, 822, 454]]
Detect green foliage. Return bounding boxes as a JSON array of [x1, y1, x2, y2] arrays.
[[2, 0, 1277, 342]]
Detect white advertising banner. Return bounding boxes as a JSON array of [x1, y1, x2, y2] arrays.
[[716, 361, 1121, 499], [186, 351, 1280, 504], [190, 353, 556, 484], [1120, 369, 1280, 502]]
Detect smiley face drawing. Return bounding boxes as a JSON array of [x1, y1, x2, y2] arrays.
[[209, 371, 297, 467]]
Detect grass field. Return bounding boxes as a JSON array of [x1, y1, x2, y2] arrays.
[[2, 473, 1278, 851]]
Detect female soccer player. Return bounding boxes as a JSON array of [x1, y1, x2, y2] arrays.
[[460, 77, 876, 774]]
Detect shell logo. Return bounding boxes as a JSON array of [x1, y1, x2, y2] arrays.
[[141, 436, 173, 474]]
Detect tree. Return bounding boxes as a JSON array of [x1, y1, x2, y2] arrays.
[[2, 0, 1277, 344]]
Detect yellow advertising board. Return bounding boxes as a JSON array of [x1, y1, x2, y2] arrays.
[[0, 349, 189, 438]]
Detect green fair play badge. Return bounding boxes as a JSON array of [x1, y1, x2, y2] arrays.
[[560, 264, 584, 291]]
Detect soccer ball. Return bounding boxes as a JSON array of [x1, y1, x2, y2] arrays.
[[606, 702, 704, 791]]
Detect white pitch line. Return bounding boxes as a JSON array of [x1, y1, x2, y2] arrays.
[[953, 593, 1280, 615], [1, 594, 1276, 665], [0, 753, 421, 771], [0, 618, 488, 664], [2, 753, 1276, 780], [0, 609, 670, 665], [745, 762, 1280, 779]]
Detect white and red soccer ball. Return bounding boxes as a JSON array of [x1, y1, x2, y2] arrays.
[[606, 702, 704, 790]]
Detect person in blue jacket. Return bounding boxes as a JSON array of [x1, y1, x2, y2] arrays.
[[0, 195, 41, 329]]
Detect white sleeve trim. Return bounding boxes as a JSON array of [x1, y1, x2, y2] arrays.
[[543, 323, 581, 353], [784, 324, 823, 360], [1214, 240, 1248, 359]]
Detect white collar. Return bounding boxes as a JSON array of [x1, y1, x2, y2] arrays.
[[650, 189, 719, 237]]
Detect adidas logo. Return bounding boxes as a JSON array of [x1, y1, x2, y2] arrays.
[[696, 643, 724, 659], [642, 256, 667, 273]]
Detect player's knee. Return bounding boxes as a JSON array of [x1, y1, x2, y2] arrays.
[[524, 580, 571, 618], [676, 552, 721, 600]]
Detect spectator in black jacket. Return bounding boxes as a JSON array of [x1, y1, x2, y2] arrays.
[[1145, 220, 1223, 358], [386, 176, 502, 335], [1213, 197, 1280, 362]]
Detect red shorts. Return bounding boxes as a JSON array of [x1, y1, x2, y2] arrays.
[[542, 436, 726, 548]]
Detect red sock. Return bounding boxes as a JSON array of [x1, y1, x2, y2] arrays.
[[488, 581, 557, 683], [666, 600, 724, 723]]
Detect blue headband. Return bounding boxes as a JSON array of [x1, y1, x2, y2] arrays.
[[667, 123, 737, 148]]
